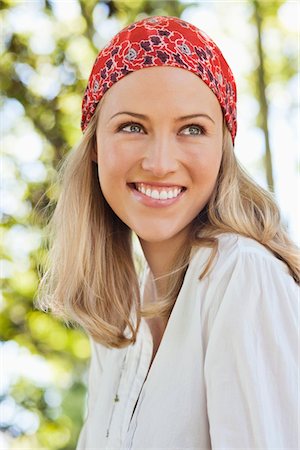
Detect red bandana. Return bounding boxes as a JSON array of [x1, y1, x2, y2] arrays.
[[81, 16, 237, 143]]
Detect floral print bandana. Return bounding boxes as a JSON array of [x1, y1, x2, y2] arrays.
[[81, 16, 237, 143]]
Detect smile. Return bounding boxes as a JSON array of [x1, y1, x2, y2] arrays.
[[135, 182, 184, 200], [128, 182, 186, 208]]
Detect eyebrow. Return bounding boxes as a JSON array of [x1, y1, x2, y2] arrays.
[[109, 111, 215, 124]]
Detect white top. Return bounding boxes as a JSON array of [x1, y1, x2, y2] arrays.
[[76, 233, 299, 449]]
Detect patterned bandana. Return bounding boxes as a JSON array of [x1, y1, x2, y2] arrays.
[[81, 16, 237, 143]]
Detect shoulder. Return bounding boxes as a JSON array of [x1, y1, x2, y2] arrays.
[[89, 336, 109, 371], [216, 232, 287, 267], [192, 232, 291, 279], [192, 234, 298, 348], [189, 233, 298, 306]]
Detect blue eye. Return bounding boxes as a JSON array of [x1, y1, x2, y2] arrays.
[[117, 122, 206, 136], [119, 122, 144, 133], [180, 125, 205, 136]]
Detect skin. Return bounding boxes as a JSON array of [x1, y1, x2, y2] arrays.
[[93, 66, 223, 283]]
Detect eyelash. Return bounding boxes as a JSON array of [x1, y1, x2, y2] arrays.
[[116, 121, 207, 136]]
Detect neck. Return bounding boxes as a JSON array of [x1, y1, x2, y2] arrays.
[[139, 229, 190, 298]]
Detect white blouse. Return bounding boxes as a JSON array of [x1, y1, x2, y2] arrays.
[[76, 233, 298, 449]]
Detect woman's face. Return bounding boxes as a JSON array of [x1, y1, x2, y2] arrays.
[[95, 66, 223, 247]]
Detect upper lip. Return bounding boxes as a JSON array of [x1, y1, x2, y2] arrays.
[[130, 181, 186, 188]]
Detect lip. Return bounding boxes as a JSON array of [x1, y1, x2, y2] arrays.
[[127, 183, 186, 208], [133, 181, 185, 188]]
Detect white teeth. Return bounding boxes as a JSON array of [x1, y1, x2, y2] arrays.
[[159, 191, 168, 200], [151, 190, 159, 199], [135, 184, 183, 200]]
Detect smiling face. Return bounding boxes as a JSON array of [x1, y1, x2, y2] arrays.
[[94, 66, 223, 256]]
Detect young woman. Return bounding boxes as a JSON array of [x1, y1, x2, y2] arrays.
[[37, 16, 299, 449]]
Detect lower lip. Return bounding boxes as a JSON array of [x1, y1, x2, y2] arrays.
[[128, 185, 185, 208]]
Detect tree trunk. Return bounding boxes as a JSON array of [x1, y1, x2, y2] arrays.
[[252, 0, 274, 192]]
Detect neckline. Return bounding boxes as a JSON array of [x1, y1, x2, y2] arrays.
[[126, 244, 209, 432], [141, 244, 204, 383]]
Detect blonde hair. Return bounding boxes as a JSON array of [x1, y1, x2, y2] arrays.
[[36, 104, 300, 348]]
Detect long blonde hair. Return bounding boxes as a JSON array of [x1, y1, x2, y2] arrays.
[[36, 103, 300, 348]]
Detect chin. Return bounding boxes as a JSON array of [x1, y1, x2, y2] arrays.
[[134, 224, 189, 246]]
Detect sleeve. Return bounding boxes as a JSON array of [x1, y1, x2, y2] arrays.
[[76, 337, 107, 449], [204, 251, 298, 449]]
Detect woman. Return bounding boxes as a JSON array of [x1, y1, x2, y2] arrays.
[[37, 16, 299, 449]]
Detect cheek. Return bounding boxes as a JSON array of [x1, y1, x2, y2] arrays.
[[97, 139, 135, 179], [189, 146, 222, 182]]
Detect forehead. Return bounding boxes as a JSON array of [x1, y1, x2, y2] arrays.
[[100, 66, 222, 118]]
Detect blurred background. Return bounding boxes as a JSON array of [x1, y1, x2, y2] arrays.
[[0, 0, 299, 448]]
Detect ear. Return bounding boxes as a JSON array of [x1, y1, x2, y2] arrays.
[[91, 144, 98, 164]]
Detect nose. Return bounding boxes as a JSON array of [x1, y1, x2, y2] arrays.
[[141, 134, 179, 177]]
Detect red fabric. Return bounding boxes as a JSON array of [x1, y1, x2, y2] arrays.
[[81, 16, 237, 143]]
